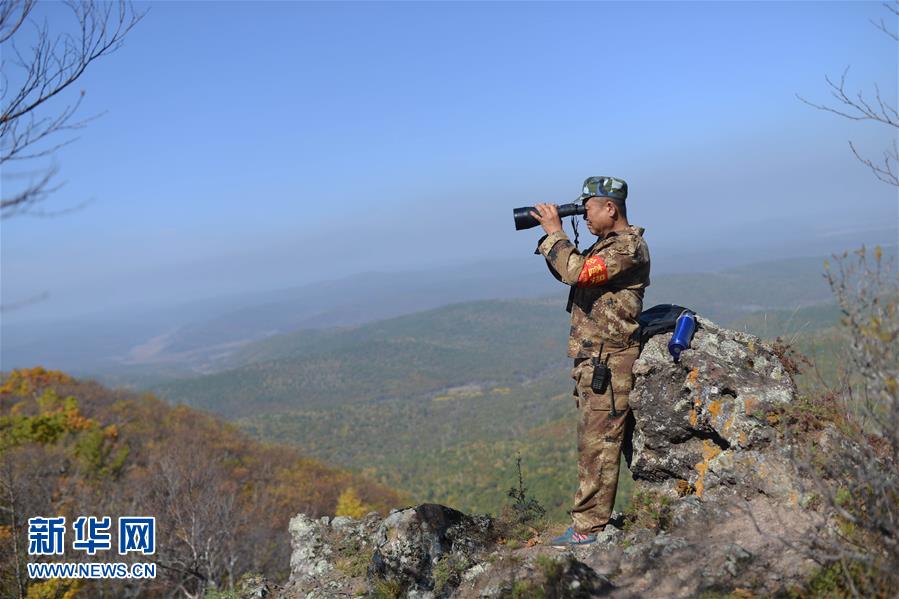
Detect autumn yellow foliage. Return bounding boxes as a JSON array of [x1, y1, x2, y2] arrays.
[[0, 368, 402, 597], [25, 578, 83, 599], [335, 487, 372, 518]]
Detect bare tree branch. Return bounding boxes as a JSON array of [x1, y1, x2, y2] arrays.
[[797, 2, 899, 188], [870, 1, 899, 41], [0, 0, 33, 44], [796, 67, 898, 128], [0, 164, 61, 217], [0, 0, 145, 219], [849, 139, 899, 186]]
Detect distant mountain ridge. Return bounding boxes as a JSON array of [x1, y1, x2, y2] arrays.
[[3, 247, 892, 386], [150, 298, 571, 416]]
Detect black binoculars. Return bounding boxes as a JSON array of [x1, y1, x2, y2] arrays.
[[512, 203, 586, 231]]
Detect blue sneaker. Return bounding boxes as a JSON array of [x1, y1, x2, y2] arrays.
[[549, 526, 597, 547]]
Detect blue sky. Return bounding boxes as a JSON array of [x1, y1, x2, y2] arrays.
[[2, 1, 896, 323]]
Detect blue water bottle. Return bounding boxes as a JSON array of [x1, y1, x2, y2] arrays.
[[668, 310, 696, 363]]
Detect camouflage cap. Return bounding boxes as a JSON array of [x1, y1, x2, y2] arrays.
[[576, 176, 628, 203]]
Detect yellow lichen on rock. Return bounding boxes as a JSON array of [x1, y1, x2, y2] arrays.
[[702, 439, 722, 461], [694, 462, 708, 497], [692, 440, 724, 498], [722, 413, 736, 433], [687, 368, 699, 384]]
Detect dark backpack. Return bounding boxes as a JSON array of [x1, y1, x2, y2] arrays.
[[638, 304, 695, 345]]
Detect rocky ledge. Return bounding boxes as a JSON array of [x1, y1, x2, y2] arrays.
[[261, 317, 824, 598]]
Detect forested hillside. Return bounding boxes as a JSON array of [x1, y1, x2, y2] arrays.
[[151, 299, 571, 416], [149, 296, 842, 524], [237, 364, 593, 521], [0, 368, 403, 598]]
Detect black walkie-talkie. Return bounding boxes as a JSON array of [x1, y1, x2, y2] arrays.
[[590, 344, 617, 417], [590, 357, 610, 395]]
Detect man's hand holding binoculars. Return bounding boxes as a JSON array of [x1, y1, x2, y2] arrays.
[[529, 203, 564, 235]]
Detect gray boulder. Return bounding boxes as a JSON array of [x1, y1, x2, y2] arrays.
[[370, 503, 495, 598], [630, 316, 802, 503], [286, 511, 383, 597], [288, 513, 333, 581]]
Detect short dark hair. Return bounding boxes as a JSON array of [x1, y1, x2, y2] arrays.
[[610, 198, 627, 220]]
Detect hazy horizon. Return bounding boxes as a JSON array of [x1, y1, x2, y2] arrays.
[[2, 1, 897, 327]]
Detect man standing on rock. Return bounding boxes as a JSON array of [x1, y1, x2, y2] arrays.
[[529, 176, 650, 546]]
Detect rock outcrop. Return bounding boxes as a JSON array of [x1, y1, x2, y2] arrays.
[[272, 317, 820, 598], [283, 505, 495, 598], [630, 317, 801, 503]]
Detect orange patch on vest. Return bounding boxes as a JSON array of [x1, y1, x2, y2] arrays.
[[577, 256, 608, 286]]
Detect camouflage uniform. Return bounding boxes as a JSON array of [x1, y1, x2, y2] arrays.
[[537, 225, 650, 533]]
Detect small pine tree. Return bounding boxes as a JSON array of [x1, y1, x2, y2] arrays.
[[506, 455, 546, 525]]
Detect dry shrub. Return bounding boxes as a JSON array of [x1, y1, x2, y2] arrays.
[[783, 246, 898, 597]]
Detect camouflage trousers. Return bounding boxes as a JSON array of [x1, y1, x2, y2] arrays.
[[570, 344, 640, 534]]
